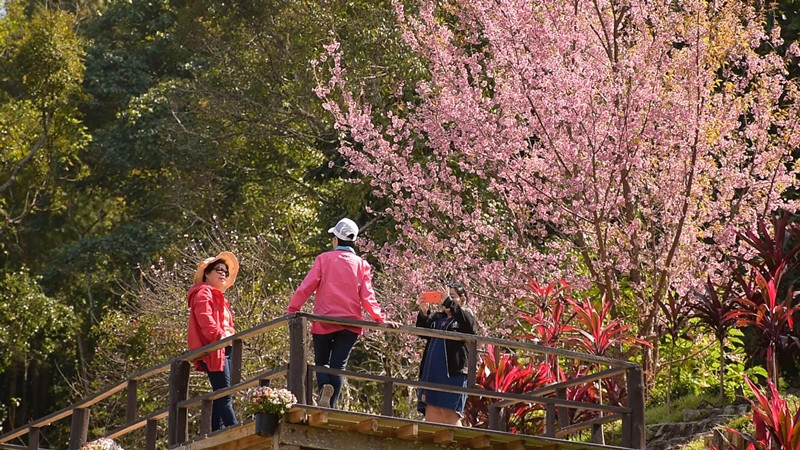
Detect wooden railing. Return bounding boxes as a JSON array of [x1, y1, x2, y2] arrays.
[[0, 313, 645, 449]]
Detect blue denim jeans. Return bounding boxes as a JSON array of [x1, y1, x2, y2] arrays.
[[199, 346, 238, 431], [312, 330, 359, 408]]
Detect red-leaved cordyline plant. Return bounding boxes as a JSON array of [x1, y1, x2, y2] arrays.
[[735, 264, 800, 387], [463, 344, 555, 434], [517, 279, 576, 379], [733, 214, 800, 384], [315, 0, 800, 380], [565, 295, 651, 359], [716, 377, 800, 450], [525, 279, 570, 311], [564, 293, 650, 443], [689, 277, 742, 400], [736, 213, 800, 289]]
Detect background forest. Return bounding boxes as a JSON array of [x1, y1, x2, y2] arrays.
[[2, 0, 800, 448]]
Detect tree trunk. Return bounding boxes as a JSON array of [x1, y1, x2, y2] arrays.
[[718, 339, 725, 401], [768, 344, 779, 387], [8, 363, 18, 428], [666, 342, 673, 415]]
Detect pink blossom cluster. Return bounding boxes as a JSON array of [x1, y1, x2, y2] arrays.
[[315, 0, 800, 342], [243, 386, 297, 416]]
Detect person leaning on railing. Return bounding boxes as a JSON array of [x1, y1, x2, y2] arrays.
[[287, 218, 400, 409], [187, 251, 239, 431], [415, 282, 477, 426]]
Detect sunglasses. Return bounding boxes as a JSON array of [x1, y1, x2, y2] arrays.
[[212, 266, 229, 276]]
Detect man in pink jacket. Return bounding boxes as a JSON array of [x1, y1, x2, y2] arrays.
[[287, 218, 397, 408]]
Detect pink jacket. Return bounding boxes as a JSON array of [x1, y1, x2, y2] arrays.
[[187, 283, 235, 372], [287, 249, 387, 334]]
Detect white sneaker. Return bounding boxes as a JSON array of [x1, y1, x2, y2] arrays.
[[319, 384, 334, 408]]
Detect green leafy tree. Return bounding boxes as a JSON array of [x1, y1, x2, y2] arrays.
[[0, 268, 75, 429], [0, 2, 100, 432], [0, 5, 88, 241]]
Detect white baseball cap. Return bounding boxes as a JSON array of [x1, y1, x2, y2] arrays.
[[328, 218, 359, 241]]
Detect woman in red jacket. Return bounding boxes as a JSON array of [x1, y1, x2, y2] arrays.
[[187, 251, 239, 431]]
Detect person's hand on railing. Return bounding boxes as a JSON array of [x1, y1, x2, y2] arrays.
[[382, 320, 402, 328]]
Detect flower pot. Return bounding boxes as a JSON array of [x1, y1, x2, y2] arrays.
[[254, 412, 280, 437]]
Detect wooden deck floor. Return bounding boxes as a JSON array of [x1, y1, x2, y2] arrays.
[[174, 406, 631, 450]]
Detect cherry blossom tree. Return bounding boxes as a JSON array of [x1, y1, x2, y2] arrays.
[[316, 0, 800, 379]]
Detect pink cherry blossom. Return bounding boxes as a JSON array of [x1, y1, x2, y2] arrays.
[[314, 0, 800, 378]]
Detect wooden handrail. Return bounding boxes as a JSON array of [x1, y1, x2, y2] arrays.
[[104, 409, 168, 440], [0, 312, 645, 449], [177, 366, 288, 409], [175, 315, 287, 363], [302, 313, 638, 368], [311, 364, 630, 414]]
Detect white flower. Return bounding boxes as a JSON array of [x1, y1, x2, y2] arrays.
[[80, 438, 123, 450], [242, 386, 297, 416]]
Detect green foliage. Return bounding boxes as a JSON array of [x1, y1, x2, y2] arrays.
[[681, 439, 711, 450], [726, 412, 756, 435], [715, 329, 769, 399], [651, 328, 768, 406], [0, 267, 75, 371], [82, 0, 186, 127], [0, 401, 6, 433], [0, 6, 90, 243], [9, 9, 84, 110], [645, 393, 727, 425]]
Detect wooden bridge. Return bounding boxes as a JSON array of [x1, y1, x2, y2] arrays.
[[0, 313, 645, 449]]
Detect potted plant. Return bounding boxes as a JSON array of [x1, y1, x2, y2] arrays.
[[242, 386, 298, 436], [79, 438, 123, 450]]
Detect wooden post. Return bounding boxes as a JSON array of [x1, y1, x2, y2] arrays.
[[545, 403, 556, 437], [592, 378, 605, 444], [592, 423, 604, 444], [622, 411, 631, 449], [557, 388, 569, 430], [168, 359, 190, 446], [306, 367, 315, 405], [288, 315, 308, 405], [200, 398, 213, 435], [623, 365, 645, 449], [126, 379, 138, 424], [381, 381, 394, 417], [68, 408, 90, 450], [145, 418, 158, 450], [467, 340, 478, 387], [231, 338, 243, 385], [488, 402, 504, 431], [28, 427, 40, 450]]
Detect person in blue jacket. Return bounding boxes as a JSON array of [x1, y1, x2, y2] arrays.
[[415, 282, 477, 425]]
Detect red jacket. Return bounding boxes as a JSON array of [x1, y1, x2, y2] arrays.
[[187, 283, 235, 372]]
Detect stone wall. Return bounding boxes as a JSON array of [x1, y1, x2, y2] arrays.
[[645, 403, 750, 450]]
